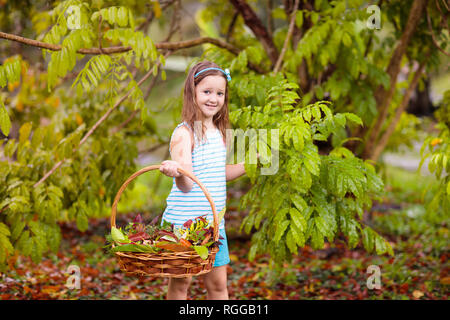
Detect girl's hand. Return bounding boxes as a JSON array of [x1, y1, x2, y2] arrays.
[[159, 160, 182, 178]]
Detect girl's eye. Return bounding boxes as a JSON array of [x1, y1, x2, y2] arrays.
[[218, 92, 224, 96], [204, 90, 210, 94]]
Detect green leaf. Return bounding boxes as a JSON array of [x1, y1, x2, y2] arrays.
[[193, 245, 209, 260], [274, 220, 290, 242], [340, 213, 359, 248], [303, 107, 312, 122], [286, 229, 297, 254], [362, 227, 375, 253], [290, 223, 305, 246], [111, 243, 155, 253], [0, 233, 14, 260], [295, 10, 303, 28], [117, 7, 128, 27], [86, 69, 98, 87], [344, 113, 363, 126], [292, 128, 304, 152], [10, 220, 25, 242], [0, 223, 11, 236], [312, 105, 321, 120], [342, 32, 352, 47], [290, 207, 307, 233], [108, 6, 118, 25], [334, 113, 346, 127], [290, 193, 307, 212], [0, 99, 11, 136], [217, 206, 226, 223], [111, 226, 128, 243], [246, 46, 263, 64], [76, 211, 89, 232], [310, 225, 324, 249]]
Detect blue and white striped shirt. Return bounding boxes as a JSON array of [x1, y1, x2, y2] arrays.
[[162, 122, 226, 230]]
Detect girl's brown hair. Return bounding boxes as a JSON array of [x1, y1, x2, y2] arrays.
[[182, 60, 231, 148]]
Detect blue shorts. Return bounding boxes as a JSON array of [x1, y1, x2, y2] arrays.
[[213, 228, 230, 267], [171, 224, 230, 267]]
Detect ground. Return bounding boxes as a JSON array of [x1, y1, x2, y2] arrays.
[[0, 164, 448, 300], [0, 210, 447, 300]]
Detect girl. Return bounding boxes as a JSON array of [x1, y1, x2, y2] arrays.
[[159, 61, 247, 300]]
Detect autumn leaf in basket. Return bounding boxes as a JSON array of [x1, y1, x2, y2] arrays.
[[107, 213, 222, 260], [111, 226, 130, 244], [155, 241, 193, 252]]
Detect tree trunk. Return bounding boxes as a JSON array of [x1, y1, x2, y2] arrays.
[[360, 0, 428, 159], [369, 58, 427, 162]]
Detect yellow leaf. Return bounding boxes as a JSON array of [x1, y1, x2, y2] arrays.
[[16, 99, 23, 112], [8, 81, 19, 92], [412, 290, 424, 299], [153, 1, 162, 18], [431, 138, 442, 147], [52, 97, 60, 108], [128, 291, 138, 300], [229, 254, 239, 262], [75, 113, 83, 125]]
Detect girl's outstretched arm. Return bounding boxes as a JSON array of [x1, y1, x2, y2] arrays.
[[225, 153, 259, 181], [225, 162, 246, 181]]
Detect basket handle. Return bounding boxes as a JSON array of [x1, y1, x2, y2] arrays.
[[110, 164, 219, 242]]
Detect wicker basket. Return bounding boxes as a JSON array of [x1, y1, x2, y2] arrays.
[[110, 164, 219, 278]]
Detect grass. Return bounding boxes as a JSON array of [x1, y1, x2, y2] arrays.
[[380, 163, 439, 204]]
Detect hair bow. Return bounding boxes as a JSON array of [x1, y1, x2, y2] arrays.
[[224, 68, 231, 82]]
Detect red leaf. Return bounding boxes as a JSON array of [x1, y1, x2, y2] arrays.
[[158, 230, 178, 242], [133, 214, 143, 223], [128, 232, 150, 242], [183, 219, 193, 228]]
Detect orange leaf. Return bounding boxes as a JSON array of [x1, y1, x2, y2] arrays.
[[440, 276, 450, 285], [155, 241, 192, 252], [16, 99, 24, 112], [41, 285, 60, 295], [201, 234, 211, 245], [179, 238, 192, 247], [75, 113, 83, 125]]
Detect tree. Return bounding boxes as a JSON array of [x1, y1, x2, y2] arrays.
[[0, 0, 448, 269]]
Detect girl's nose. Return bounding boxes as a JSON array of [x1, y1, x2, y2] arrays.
[[208, 97, 218, 104]]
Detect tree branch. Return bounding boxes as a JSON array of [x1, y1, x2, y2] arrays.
[[426, 6, 450, 57], [362, 0, 428, 159], [110, 51, 172, 135], [273, 0, 300, 73], [226, 9, 239, 42], [135, 0, 177, 32], [0, 31, 236, 55], [369, 57, 428, 162], [229, 0, 279, 66], [0, 31, 266, 73]]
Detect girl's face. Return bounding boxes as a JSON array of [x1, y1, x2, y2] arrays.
[[195, 75, 226, 122]]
